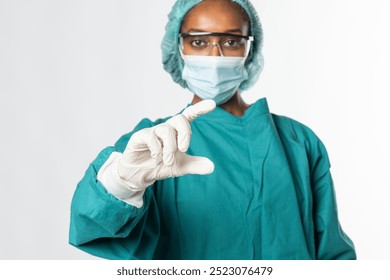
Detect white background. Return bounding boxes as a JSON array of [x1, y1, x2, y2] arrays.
[[0, 0, 389, 259]]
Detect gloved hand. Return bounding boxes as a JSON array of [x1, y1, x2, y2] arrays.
[[116, 100, 216, 192]]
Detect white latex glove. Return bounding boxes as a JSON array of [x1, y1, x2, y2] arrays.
[[117, 100, 216, 191], [98, 100, 216, 207]]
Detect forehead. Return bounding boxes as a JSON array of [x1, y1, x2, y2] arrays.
[[181, 0, 249, 33]]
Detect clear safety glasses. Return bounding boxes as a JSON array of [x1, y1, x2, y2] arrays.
[[179, 32, 254, 57]]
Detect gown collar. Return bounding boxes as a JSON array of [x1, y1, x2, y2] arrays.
[[187, 98, 270, 125]]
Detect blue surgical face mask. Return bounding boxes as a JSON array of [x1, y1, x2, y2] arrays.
[[181, 55, 248, 105]]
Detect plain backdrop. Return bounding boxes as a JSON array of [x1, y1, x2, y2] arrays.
[[0, 0, 389, 260]]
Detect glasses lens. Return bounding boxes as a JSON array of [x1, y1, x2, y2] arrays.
[[219, 36, 247, 56], [182, 35, 212, 56], [180, 33, 250, 57]]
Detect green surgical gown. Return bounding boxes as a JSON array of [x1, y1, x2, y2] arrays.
[[69, 98, 356, 260]]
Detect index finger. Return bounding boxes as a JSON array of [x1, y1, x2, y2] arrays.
[[181, 100, 216, 123]]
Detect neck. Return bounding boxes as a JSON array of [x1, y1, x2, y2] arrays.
[[191, 93, 249, 116]]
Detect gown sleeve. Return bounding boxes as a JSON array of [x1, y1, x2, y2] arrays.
[[68, 118, 163, 260], [309, 138, 357, 259]]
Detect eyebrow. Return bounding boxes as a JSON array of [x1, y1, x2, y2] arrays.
[[186, 28, 243, 34]]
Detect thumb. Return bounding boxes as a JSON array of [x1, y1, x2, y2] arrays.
[[174, 153, 215, 176], [156, 153, 215, 180]]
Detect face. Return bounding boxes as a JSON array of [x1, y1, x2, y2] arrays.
[[180, 0, 250, 57]]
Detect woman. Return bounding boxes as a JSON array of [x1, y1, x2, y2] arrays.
[[69, 0, 356, 260]]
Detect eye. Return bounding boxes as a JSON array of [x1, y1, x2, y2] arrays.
[[190, 39, 208, 48], [222, 38, 243, 49]]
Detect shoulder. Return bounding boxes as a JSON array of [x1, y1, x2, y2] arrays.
[[272, 114, 321, 144], [271, 114, 331, 169]]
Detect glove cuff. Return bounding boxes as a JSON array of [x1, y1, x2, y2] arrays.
[[97, 152, 145, 208]]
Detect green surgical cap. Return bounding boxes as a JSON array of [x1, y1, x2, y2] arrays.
[[161, 0, 264, 91]]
